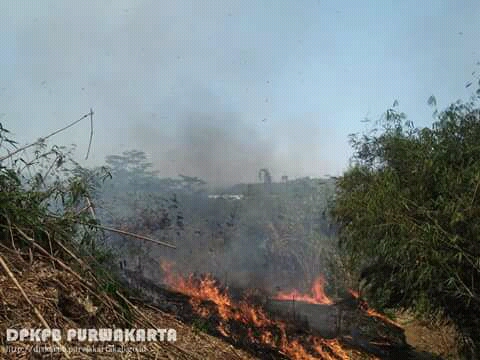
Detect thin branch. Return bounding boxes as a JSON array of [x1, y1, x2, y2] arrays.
[[85, 196, 96, 219], [471, 177, 480, 206], [93, 223, 177, 249], [15, 226, 136, 329], [84, 196, 97, 251], [47, 211, 177, 249], [0, 254, 71, 359], [85, 108, 94, 160], [0, 110, 93, 162], [114, 290, 202, 359], [15, 226, 90, 285]]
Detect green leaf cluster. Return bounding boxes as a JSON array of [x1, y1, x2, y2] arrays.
[[0, 124, 113, 271], [332, 99, 480, 357]]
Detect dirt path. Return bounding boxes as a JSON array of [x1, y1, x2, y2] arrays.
[[395, 312, 459, 359]]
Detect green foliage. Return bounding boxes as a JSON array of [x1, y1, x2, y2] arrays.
[[0, 121, 149, 332], [332, 96, 480, 357], [0, 123, 120, 291], [192, 318, 211, 333]]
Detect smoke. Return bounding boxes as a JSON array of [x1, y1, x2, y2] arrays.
[[6, 2, 339, 295], [3, 0, 338, 184], [129, 86, 278, 185], [127, 84, 338, 186]]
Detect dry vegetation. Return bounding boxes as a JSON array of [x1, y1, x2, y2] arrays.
[[0, 114, 257, 359], [395, 312, 461, 359], [0, 243, 257, 359], [0, 113, 463, 359]]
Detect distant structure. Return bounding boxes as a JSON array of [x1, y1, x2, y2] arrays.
[[281, 175, 288, 183], [258, 168, 272, 193], [208, 194, 244, 200]]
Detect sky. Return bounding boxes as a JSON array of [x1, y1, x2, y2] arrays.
[[1, 0, 479, 185]]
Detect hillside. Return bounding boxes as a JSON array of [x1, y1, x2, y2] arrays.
[[0, 241, 455, 359], [0, 124, 257, 359], [0, 245, 257, 359], [0, 122, 459, 359]]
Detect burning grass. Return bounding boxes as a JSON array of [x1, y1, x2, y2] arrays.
[[0, 120, 441, 359], [274, 275, 333, 305], [160, 260, 375, 360], [347, 290, 402, 330], [0, 245, 258, 359]]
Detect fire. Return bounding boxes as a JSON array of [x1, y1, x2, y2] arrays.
[[313, 338, 353, 360], [365, 308, 402, 329], [274, 275, 333, 305], [161, 261, 272, 327], [160, 261, 353, 359], [348, 289, 360, 299], [348, 289, 402, 329]]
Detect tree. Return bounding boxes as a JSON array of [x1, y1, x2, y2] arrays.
[[331, 98, 480, 357], [100, 150, 184, 250]]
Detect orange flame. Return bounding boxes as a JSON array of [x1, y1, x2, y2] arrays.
[[274, 275, 333, 305], [348, 289, 360, 299], [313, 338, 353, 360], [161, 261, 353, 359], [348, 289, 402, 329], [365, 309, 402, 329]]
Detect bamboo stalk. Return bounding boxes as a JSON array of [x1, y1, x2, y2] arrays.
[[0, 254, 71, 359], [115, 290, 203, 360], [15, 226, 136, 326], [92, 223, 177, 249], [85, 108, 94, 160], [85, 196, 97, 252], [47, 213, 177, 249], [0, 110, 92, 162]]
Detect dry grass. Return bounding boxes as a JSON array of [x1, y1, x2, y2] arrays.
[[0, 245, 257, 360], [395, 311, 461, 359]]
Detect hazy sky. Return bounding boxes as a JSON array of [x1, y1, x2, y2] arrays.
[[2, 0, 479, 184]]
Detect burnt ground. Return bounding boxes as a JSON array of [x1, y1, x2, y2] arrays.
[[0, 248, 257, 360], [123, 269, 448, 359]]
